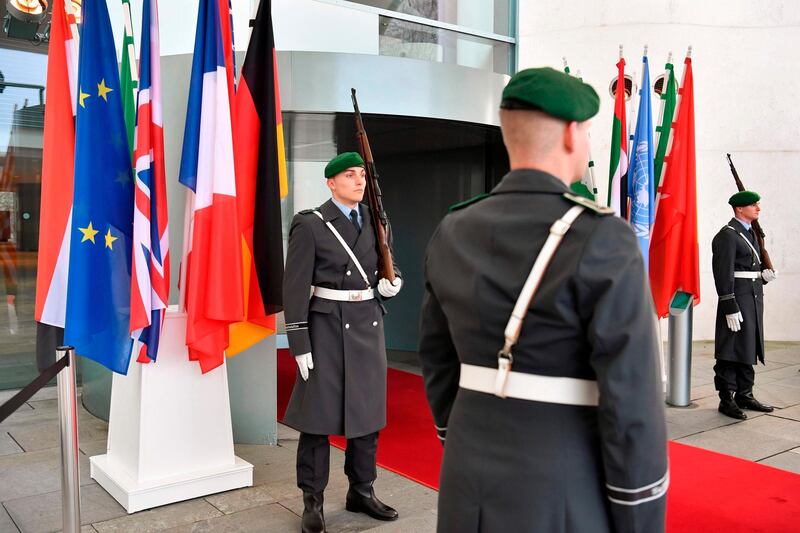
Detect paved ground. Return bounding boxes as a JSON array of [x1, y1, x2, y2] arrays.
[[1, 341, 798, 532]]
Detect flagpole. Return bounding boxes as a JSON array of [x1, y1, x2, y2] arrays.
[[577, 69, 598, 197]]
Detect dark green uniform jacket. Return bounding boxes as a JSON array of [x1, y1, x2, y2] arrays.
[[283, 199, 399, 438], [712, 218, 767, 364], [419, 170, 668, 533]]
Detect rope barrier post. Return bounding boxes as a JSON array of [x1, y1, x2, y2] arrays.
[[666, 293, 693, 407], [56, 346, 81, 532]]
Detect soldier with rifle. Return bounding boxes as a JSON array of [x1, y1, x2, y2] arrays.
[[713, 156, 777, 419], [282, 95, 402, 531]]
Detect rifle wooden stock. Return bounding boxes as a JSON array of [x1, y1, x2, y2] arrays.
[[726, 153, 773, 270], [352, 89, 396, 282]]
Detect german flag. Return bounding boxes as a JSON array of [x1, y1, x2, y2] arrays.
[[228, 0, 287, 355]]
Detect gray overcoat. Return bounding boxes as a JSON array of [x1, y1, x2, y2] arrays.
[[283, 199, 399, 438], [712, 218, 768, 365]]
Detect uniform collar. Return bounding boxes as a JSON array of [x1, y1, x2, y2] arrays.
[[330, 197, 361, 220], [729, 217, 752, 233], [491, 168, 571, 195], [733, 216, 752, 231], [319, 198, 370, 225]]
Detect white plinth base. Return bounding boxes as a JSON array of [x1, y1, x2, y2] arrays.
[[90, 455, 252, 514], [90, 307, 253, 513]]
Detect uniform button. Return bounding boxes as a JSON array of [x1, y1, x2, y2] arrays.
[[374, 270, 378, 275], [346, 270, 351, 276], [372, 321, 378, 327], [345, 323, 350, 329]]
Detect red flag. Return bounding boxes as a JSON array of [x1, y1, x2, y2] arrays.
[[649, 56, 700, 317], [35, 0, 80, 327], [228, 0, 287, 355]]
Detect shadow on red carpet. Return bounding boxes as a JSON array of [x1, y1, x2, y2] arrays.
[[276, 349, 800, 531]]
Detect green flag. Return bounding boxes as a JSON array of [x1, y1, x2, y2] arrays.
[[120, 0, 138, 156], [654, 55, 677, 189]]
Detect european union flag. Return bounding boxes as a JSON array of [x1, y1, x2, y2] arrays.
[[64, 0, 135, 374]]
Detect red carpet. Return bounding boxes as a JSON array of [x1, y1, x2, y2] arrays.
[[277, 349, 800, 531]]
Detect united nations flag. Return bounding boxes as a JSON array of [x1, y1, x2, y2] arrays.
[[64, 0, 135, 374]]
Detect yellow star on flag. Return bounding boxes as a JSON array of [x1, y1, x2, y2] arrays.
[[97, 79, 113, 101], [104, 228, 118, 250], [79, 87, 90, 108], [78, 222, 98, 244]]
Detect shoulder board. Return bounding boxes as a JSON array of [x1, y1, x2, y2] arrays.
[[298, 208, 317, 216], [448, 193, 491, 212], [562, 192, 614, 215]]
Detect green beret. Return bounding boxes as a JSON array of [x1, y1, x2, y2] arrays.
[[728, 190, 760, 207], [324, 152, 364, 178], [501, 67, 600, 122]]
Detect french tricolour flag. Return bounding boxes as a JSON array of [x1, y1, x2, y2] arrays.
[[178, 0, 244, 374], [130, 0, 169, 363]]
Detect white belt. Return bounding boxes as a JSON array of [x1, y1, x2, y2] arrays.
[[459, 363, 599, 407], [734, 271, 761, 279], [312, 286, 375, 302]]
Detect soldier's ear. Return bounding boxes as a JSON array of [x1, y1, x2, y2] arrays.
[[563, 121, 578, 153]]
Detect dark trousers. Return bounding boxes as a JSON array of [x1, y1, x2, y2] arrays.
[[297, 432, 378, 494], [713, 359, 755, 396]]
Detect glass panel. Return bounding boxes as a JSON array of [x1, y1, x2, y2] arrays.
[[0, 46, 48, 389], [378, 16, 511, 75], [350, 0, 513, 37]]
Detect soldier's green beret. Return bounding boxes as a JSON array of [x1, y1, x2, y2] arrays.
[[500, 67, 600, 122], [728, 190, 760, 207], [324, 152, 364, 178]]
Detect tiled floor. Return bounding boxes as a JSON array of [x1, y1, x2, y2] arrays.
[[0, 342, 798, 532]]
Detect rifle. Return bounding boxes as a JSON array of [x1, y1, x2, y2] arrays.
[[351, 89, 396, 282], [726, 153, 773, 270]]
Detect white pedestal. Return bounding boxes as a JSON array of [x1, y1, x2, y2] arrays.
[[90, 308, 253, 513]]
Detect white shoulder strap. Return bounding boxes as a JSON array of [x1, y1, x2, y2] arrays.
[[495, 205, 585, 397], [726, 225, 761, 264], [313, 211, 370, 288]]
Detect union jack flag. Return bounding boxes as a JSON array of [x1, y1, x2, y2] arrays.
[[130, 0, 169, 363]]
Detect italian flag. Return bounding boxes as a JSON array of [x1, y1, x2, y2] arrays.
[[608, 57, 628, 217], [120, 0, 139, 155]]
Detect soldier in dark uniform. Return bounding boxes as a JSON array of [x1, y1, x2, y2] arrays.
[[283, 152, 402, 532], [418, 68, 668, 532], [712, 190, 776, 420]]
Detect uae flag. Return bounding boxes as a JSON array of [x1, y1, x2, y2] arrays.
[[608, 57, 629, 217], [228, 0, 287, 355], [649, 54, 700, 317], [34, 0, 80, 370]]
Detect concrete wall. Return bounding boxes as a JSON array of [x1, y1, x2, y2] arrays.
[[518, 0, 800, 341]]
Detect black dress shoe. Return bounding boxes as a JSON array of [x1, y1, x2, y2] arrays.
[[735, 393, 774, 413], [345, 482, 399, 521], [301, 492, 326, 533], [718, 399, 747, 420]]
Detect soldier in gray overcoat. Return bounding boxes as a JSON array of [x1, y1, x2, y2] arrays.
[[419, 68, 669, 532], [712, 190, 777, 419], [283, 152, 402, 533]]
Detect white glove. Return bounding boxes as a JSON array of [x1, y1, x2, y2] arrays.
[[295, 352, 314, 381], [725, 312, 743, 332], [378, 277, 402, 298], [762, 269, 777, 283]]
